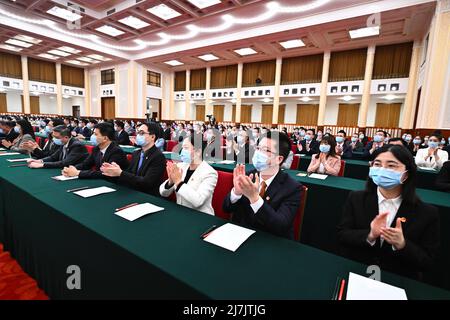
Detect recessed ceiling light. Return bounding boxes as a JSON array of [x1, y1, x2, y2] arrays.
[[5, 38, 33, 48], [95, 25, 125, 37], [234, 48, 257, 56], [31, 91, 41, 96], [14, 35, 41, 44], [187, 0, 221, 9], [198, 54, 219, 61], [261, 98, 272, 103], [86, 54, 111, 61], [119, 16, 150, 29], [147, 4, 181, 20], [58, 46, 81, 54], [76, 56, 94, 62], [383, 94, 399, 101], [38, 53, 59, 60], [0, 44, 22, 52], [349, 26, 380, 39], [164, 60, 183, 66], [63, 95, 71, 99], [299, 97, 312, 102], [48, 49, 71, 57], [46, 6, 82, 22], [65, 60, 88, 66], [280, 39, 305, 49]]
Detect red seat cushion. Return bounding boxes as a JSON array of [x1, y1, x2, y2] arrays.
[[290, 154, 300, 170], [85, 145, 94, 154], [293, 185, 308, 241], [166, 140, 178, 152], [338, 160, 346, 177], [212, 171, 233, 220]]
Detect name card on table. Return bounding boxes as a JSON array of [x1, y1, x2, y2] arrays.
[[73, 186, 116, 198], [346, 272, 407, 300], [308, 173, 328, 180], [114, 203, 164, 222], [52, 175, 79, 181], [203, 223, 255, 252]]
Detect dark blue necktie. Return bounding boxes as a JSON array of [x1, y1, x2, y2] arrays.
[[137, 152, 145, 172]]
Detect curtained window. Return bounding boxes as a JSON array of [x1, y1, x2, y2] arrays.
[[213, 105, 225, 122], [190, 68, 206, 90], [0, 52, 22, 79], [28, 58, 56, 84], [372, 42, 413, 79], [174, 71, 186, 91], [211, 65, 237, 89], [147, 71, 161, 87], [337, 103, 360, 126], [196, 105, 205, 121], [375, 103, 401, 127], [240, 105, 252, 122], [242, 60, 276, 87], [62, 64, 84, 87], [101, 69, 114, 85], [329, 48, 367, 82], [296, 104, 319, 125], [281, 54, 323, 85]]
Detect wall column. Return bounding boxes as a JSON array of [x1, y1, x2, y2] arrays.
[[56, 62, 63, 115], [84, 69, 91, 117], [169, 72, 175, 120], [21, 56, 30, 114], [272, 57, 282, 124], [235, 63, 243, 123], [317, 51, 330, 127], [205, 66, 212, 121], [185, 69, 191, 121], [358, 45, 376, 128]]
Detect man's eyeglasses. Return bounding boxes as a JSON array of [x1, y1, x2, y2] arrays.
[[255, 146, 277, 155], [137, 131, 150, 135]]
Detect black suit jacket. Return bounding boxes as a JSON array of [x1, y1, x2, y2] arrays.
[[223, 170, 303, 239], [336, 141, 353, 159], [118, 145, 166, 196], [4, 129, 19, 143], [116, 130, 130, 146], [297, 139, 319, 156], [75, 142, 129, 180], [436, 161, 450, 192], [337, 190, 440, 280], [363, 141, 386, 160], [32, 138, 60, 159], [42, 138, 88, 169], [163, 128, 171, 141], [80, 127, 92, 138]]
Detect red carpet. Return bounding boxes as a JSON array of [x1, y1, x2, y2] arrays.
[[0, 243, 48, 300]]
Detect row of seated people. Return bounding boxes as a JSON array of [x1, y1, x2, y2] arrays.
[[0, 117, 446, 282]]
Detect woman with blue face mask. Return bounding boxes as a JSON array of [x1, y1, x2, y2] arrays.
[[307, 135, 341, 176], [409, 135, 423, 156], [337, 145, 440, 280], [1, 119, 36, 154], [415, 134, 448, 170], [160, 134, 218, 215]]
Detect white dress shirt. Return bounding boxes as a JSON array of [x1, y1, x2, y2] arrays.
[[230, 170, 278, 213], [415, 147, 448, 170], [367, 188, 403, 249]]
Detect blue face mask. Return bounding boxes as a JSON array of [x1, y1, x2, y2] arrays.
[[413, 139, 421, 145], [180, 149, 192, 163], [53, 138, 63, 146], [135, 134, 148, 147], [300, 131, 306, 137], [369, 167, 406, 190], [373, 135, 383, 143], [14, 127, 20, 133], [428, 141, 439, 149], [304, 135, 312, 141], [252, 150, 270, 172], [45, 126, 52, 133], [319, 144, 331, 153], [90, 134, 98, 146], [351, 137, 358, 143], [336, 136, 344, 143], [0, 129, 3, 134]]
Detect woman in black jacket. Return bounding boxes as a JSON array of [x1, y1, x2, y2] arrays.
[[337, 145, 440, 280]]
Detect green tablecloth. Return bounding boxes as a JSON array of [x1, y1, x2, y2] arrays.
[[297, 155, 439, 191], [1, 152, 449, 299]]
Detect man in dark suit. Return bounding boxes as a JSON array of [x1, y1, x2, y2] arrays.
[[114, 120, 131, 145], [76, 119, 92, 140], [296, 129, 319, 156], [101, 122, 166, 196], [363, 130, 387, 160], [0, 121, 19, 143], [27, 125, 88, 169], [436, 160, 450, 192], [161, 122, 171, 141], [234, 130, 253, 163], [335, 130, 353, 159], [22, 119, 64, 158], [223, 131, 303, 239], [62, 122, 129, 180]]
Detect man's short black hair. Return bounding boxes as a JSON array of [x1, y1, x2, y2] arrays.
[[95, 122, 115, 141], [52, 118, 64, 127], [5, 121, 16, 128], [53, 125, 71, 137], [115, 120, 125, 129], [388, 137, 408, 147], [89, 119, 98, 125], [338, 130, 347, 136], [81, 119, 88, 125], [140, 122, 161, 139]]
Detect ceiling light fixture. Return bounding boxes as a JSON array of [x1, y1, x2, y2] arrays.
[[0, 44, 22, 52], [5, 38, 33, 48], [46, 6, 82, 22], [48, 49, 71, 57], [349, 26, 380, 39], [164, 60, 184, 66], [198, 54, 219, 61], [119, 16, 150, 29], [234, 48, 257, 56], [187, 0, 221, 9], [280, 39, 305, 49], [147, 4, 181, 20]]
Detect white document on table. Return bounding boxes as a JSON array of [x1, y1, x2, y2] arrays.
[[346, 272, 407, 300], [162, 151, 173, 154], [309, 173, 328, 180], [52, 175, 79, 181], [217, 160, 235, 164], [0, 152, 21, 156], [73, 186, 116, 198], [418, 167, 437, 171], [0, 148, 6, 151], [203, 223, 255, 252], [114, 203, 164, 221], [6, 158, 30, 162]]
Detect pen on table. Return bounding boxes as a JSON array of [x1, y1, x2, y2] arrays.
[[338, 278, 346, 300], [200, 225, 218, 239], [9, 163, 29, 167], [332, 277, 341, 300], [66, 186, 90, 193], [115, 203, 139, 212]]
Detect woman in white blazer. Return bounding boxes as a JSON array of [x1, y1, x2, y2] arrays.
[[415, 134, 448, 170], [160, 134, 218, 215]]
